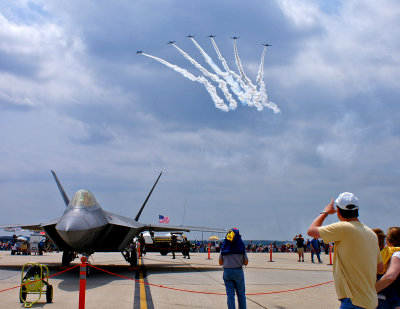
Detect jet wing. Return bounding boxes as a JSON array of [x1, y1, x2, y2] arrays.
[[0, 224, 44, 232], [0, 218, 61, 232], [94, 211, 227, 251], [0, 218, 71, 251], [137, 223, 227, 234], [104, 210, 227, 233]]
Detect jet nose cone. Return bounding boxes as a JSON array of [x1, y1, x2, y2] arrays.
[[56, 213, 91, 232], [56, 215, 92, 249]]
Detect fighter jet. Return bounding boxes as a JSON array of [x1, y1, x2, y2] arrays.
[[231, 36, 240, 40], [0, 171, 226, 267], [136, 51, 143, 54], [186, 35, 194, 38], [207, 35, 216, 38], [167, 41, 175, 44], [262, 43, 272, 47]]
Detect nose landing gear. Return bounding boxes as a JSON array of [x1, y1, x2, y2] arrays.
[[121, 244, 138, 267]]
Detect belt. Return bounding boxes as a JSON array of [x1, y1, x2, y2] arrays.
[[224, 267, 243, 269]]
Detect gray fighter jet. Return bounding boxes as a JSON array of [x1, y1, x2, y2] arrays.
[[0, 171, 226, 267]]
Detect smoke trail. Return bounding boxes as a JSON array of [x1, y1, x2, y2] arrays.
[[142, 53, 228, 111], [198, 38, 245, 105], [190, 38, 224, 76], [211, 38, 240, 81], [256, 47, 280, 113], [172, 43, 237, 110], [210, 38, 250, 105], [256, 46, 267, 86], [140, 37, 279, 113], [232, 40, 262, 110], [233, 40, 251, 86]]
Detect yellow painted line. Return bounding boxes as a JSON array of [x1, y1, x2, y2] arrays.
[[139, 259, 147, 309]]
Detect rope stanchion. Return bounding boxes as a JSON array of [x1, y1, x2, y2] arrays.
[[88, 264, 334, 296], [328, 244, 333, 265], [268, 244, 274, 262], [79, 256, 87, 309]]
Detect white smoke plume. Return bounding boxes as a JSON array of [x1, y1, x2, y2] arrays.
[[205, 38, 247, 104], [140, 37, 279, 113], [233, 39, 262, 110], [256, 46, 280, 114], [142, 53, 228, 111], [172, 43, 237, 110]]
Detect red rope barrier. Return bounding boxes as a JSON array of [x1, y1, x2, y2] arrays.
[[88, 264, 334, 296], [0, 264, 79, 293], [0, 262, 333, 297]]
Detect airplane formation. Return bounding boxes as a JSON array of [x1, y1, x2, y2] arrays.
[[137, 35, 279, 113]]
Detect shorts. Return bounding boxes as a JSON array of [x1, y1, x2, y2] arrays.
[[297, 247, 304, 254]]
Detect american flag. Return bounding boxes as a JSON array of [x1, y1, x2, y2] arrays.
[[159, 215, 170, 224]]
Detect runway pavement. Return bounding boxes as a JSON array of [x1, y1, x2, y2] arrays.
[[0, 251, 340, 308]]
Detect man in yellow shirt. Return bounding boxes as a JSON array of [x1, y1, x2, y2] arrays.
[[308, 192, 383, 309]]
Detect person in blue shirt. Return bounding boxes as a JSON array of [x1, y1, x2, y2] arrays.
[[219, 228, 248, 309], [310, 237, 323, 263]]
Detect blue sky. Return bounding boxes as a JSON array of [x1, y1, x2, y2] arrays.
[[0, 0, 399, 240]]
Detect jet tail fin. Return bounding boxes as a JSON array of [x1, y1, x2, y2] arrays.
[[51, 170, 70, 206], [135, 172, 162, 221]]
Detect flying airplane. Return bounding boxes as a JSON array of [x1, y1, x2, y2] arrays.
[[207, 35, 216, 38], [262, 43, 272, 47], [136, 51, 143, 54], [231, 36, 240, 40], [0, 171, 226, 267], [186, 35, 194, 38], [167, 41, 175, 44]]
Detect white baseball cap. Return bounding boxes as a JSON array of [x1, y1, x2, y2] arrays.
[[335, 192, 359, 211]]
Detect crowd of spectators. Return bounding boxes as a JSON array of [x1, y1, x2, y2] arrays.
[[188, 239, 330, 255], [0, 241, 12, 250]]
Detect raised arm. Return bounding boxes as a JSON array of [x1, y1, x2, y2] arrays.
[[376, 256, 400, 293], [307, 198, 336, 238]]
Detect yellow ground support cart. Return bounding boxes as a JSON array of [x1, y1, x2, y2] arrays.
[[19, 263, 53, 308]]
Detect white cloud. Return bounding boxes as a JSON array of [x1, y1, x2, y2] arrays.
[[273, 0, 400, 96], [277, 0, 322, 29], [0, 10, 106, 111]]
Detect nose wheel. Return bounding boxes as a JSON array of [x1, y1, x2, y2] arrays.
[[62, 251, 77, 266], [122, 247, 137, 267]]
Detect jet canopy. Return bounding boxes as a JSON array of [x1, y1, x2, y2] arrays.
[[70, 190, 99, 207]]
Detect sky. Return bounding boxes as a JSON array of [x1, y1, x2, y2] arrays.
[[0, 0, 399, 241]]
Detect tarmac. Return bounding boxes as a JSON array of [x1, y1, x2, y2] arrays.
[[0, 251, 340, 308]]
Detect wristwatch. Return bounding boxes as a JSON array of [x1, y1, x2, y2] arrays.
[[320, 210, 329, 216]]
